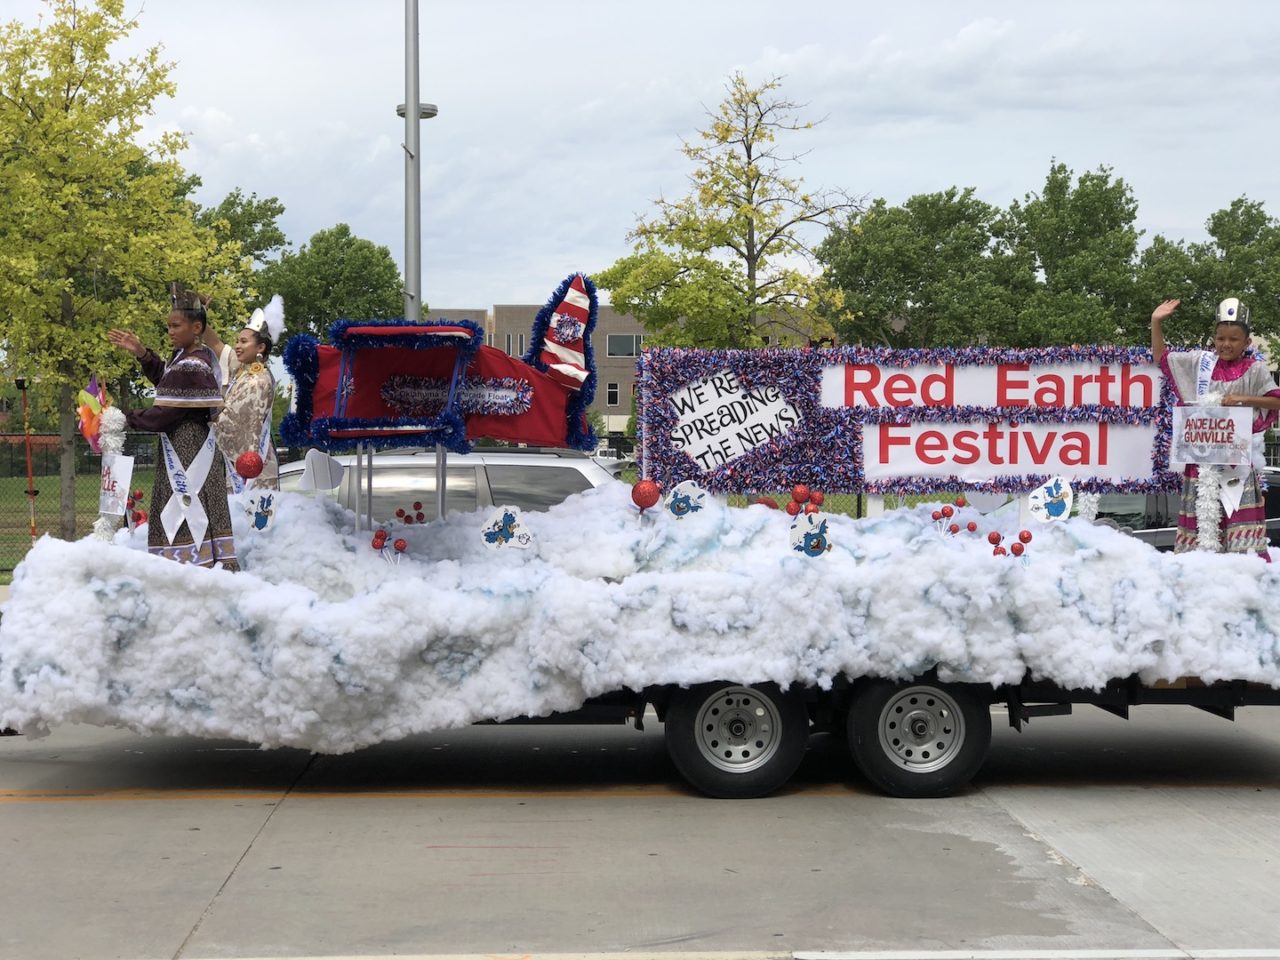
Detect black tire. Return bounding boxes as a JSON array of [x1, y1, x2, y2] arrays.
[[664, 682, 809, 799], [848, 679, 991, 798]]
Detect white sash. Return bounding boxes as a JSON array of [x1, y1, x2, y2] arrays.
[[1192, 350, 1247, 523], [160, 431, 217, 547], [1195, 349, 1216, 400], [228, 411, 273, 495]]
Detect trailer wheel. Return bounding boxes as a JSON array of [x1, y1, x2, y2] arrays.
[[665, 682, 809, 799], [848, 680, 991, 798]]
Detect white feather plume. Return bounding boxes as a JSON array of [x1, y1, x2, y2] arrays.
[[262, 294, 285, 343]]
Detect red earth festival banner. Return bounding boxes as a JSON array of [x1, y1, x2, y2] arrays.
[[635, 345, 1178, 495]]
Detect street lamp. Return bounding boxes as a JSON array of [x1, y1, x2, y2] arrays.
[[397, 102, 438, 120], [398, 95, 436, 325], [400, 0, 436, 326], [400, 0, 449, 519]]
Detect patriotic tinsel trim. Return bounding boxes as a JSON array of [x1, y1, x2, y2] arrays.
[[330, 317, 484, 354], [302, 412, 470, 455], [636, 344, 1182, 496], [280, 334, 321, 448]]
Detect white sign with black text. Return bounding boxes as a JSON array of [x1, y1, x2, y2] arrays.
[[1171, 406, 1251, 466]]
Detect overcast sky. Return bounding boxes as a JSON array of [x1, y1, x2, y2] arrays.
[[9, 1, 1280, 311]]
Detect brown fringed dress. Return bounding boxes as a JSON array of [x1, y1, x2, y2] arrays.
[[126, 346, 239, 570]]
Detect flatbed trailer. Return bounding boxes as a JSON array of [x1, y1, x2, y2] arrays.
[[503, 675, 1280, 799]]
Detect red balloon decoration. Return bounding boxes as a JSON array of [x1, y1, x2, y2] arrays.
[[804, 503, 820, 515], [1019, 530, 1033, 544], [393, 538, 408, 553], [966, 521, 978, 533], [791, 484, 811, 504], [948, 523, 960, 534], [987, 531, 1002, 545], [235, 451, 264, 480], [785, 501, 802, 516], [1010, 542, 1025, 557], [941, 505, 954, 518], [631, 479, 661, 511], [809, 491, 825, 507]]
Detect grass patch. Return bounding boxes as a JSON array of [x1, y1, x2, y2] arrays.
[[0, 469, 155, 578]]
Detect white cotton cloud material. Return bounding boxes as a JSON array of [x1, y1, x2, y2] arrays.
[[2, 482, 1280, 753]]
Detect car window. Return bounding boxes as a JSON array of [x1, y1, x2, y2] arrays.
[[278, 468, 335, 498], [349, 466, 479, 521], [1087, 493, 1148, 529], [484, 464, 593, 512]]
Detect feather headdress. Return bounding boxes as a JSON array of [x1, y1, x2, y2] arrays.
[[247, 294, 286, 343]]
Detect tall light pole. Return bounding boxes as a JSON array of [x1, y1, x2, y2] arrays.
[[399, 0, 447, 517], [399, 0, 437, 322]]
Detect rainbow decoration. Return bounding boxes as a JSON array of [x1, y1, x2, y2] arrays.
[[76, 376, 111, 454]]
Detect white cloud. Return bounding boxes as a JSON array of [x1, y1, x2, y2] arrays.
[[4, 0, 1280, 308]]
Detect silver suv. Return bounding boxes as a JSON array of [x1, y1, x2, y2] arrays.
[[278, 447, 619, 523], [1088, 465, 1280, 550]]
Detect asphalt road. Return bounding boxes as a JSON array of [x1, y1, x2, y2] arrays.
[[1, 706, 1278, 960]]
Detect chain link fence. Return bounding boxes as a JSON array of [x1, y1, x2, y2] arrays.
[[0, 432, 157, 575]]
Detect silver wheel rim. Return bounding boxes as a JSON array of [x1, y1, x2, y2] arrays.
[[693, 686, 784, 774], [877, 685, 965, 773]]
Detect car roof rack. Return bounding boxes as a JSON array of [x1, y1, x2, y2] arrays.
[[390, 445, 590, 458]]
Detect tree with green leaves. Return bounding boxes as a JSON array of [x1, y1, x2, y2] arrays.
[[197, 187, 288, 267], [1135, 198, 1280, 349], [257, 223, 404, 345], [596, 73, 858, 349], [1002, 162, 1141, 346], [822, 162, 1151, 348], [0, 0, 252, 538], [819, 188, 1016, 347]]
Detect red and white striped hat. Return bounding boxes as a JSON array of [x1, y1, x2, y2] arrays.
[[537, 273, 592, 392]]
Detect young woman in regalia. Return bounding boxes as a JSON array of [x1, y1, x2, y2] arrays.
[[107, 286, 240, 570], [215, 296, 284, 493]]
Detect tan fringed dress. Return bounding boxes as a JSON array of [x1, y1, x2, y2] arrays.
[[214, 361, 279, 493]]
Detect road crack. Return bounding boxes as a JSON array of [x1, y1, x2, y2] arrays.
[[171, 752, 317, 959]]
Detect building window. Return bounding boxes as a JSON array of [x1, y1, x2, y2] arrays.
[[607, 382, 620, 406], [607, 334, 644, 357], [505, 333, 512, 355], [761, 335, 771, 346], [518, 333, 526, 356]]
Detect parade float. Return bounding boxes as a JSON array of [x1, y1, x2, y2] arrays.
[[3, 273, 1280, 800]]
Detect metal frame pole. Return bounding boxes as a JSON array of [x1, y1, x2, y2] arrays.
[[17, 378, 37, 545], [403, 0, 421, 325]]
